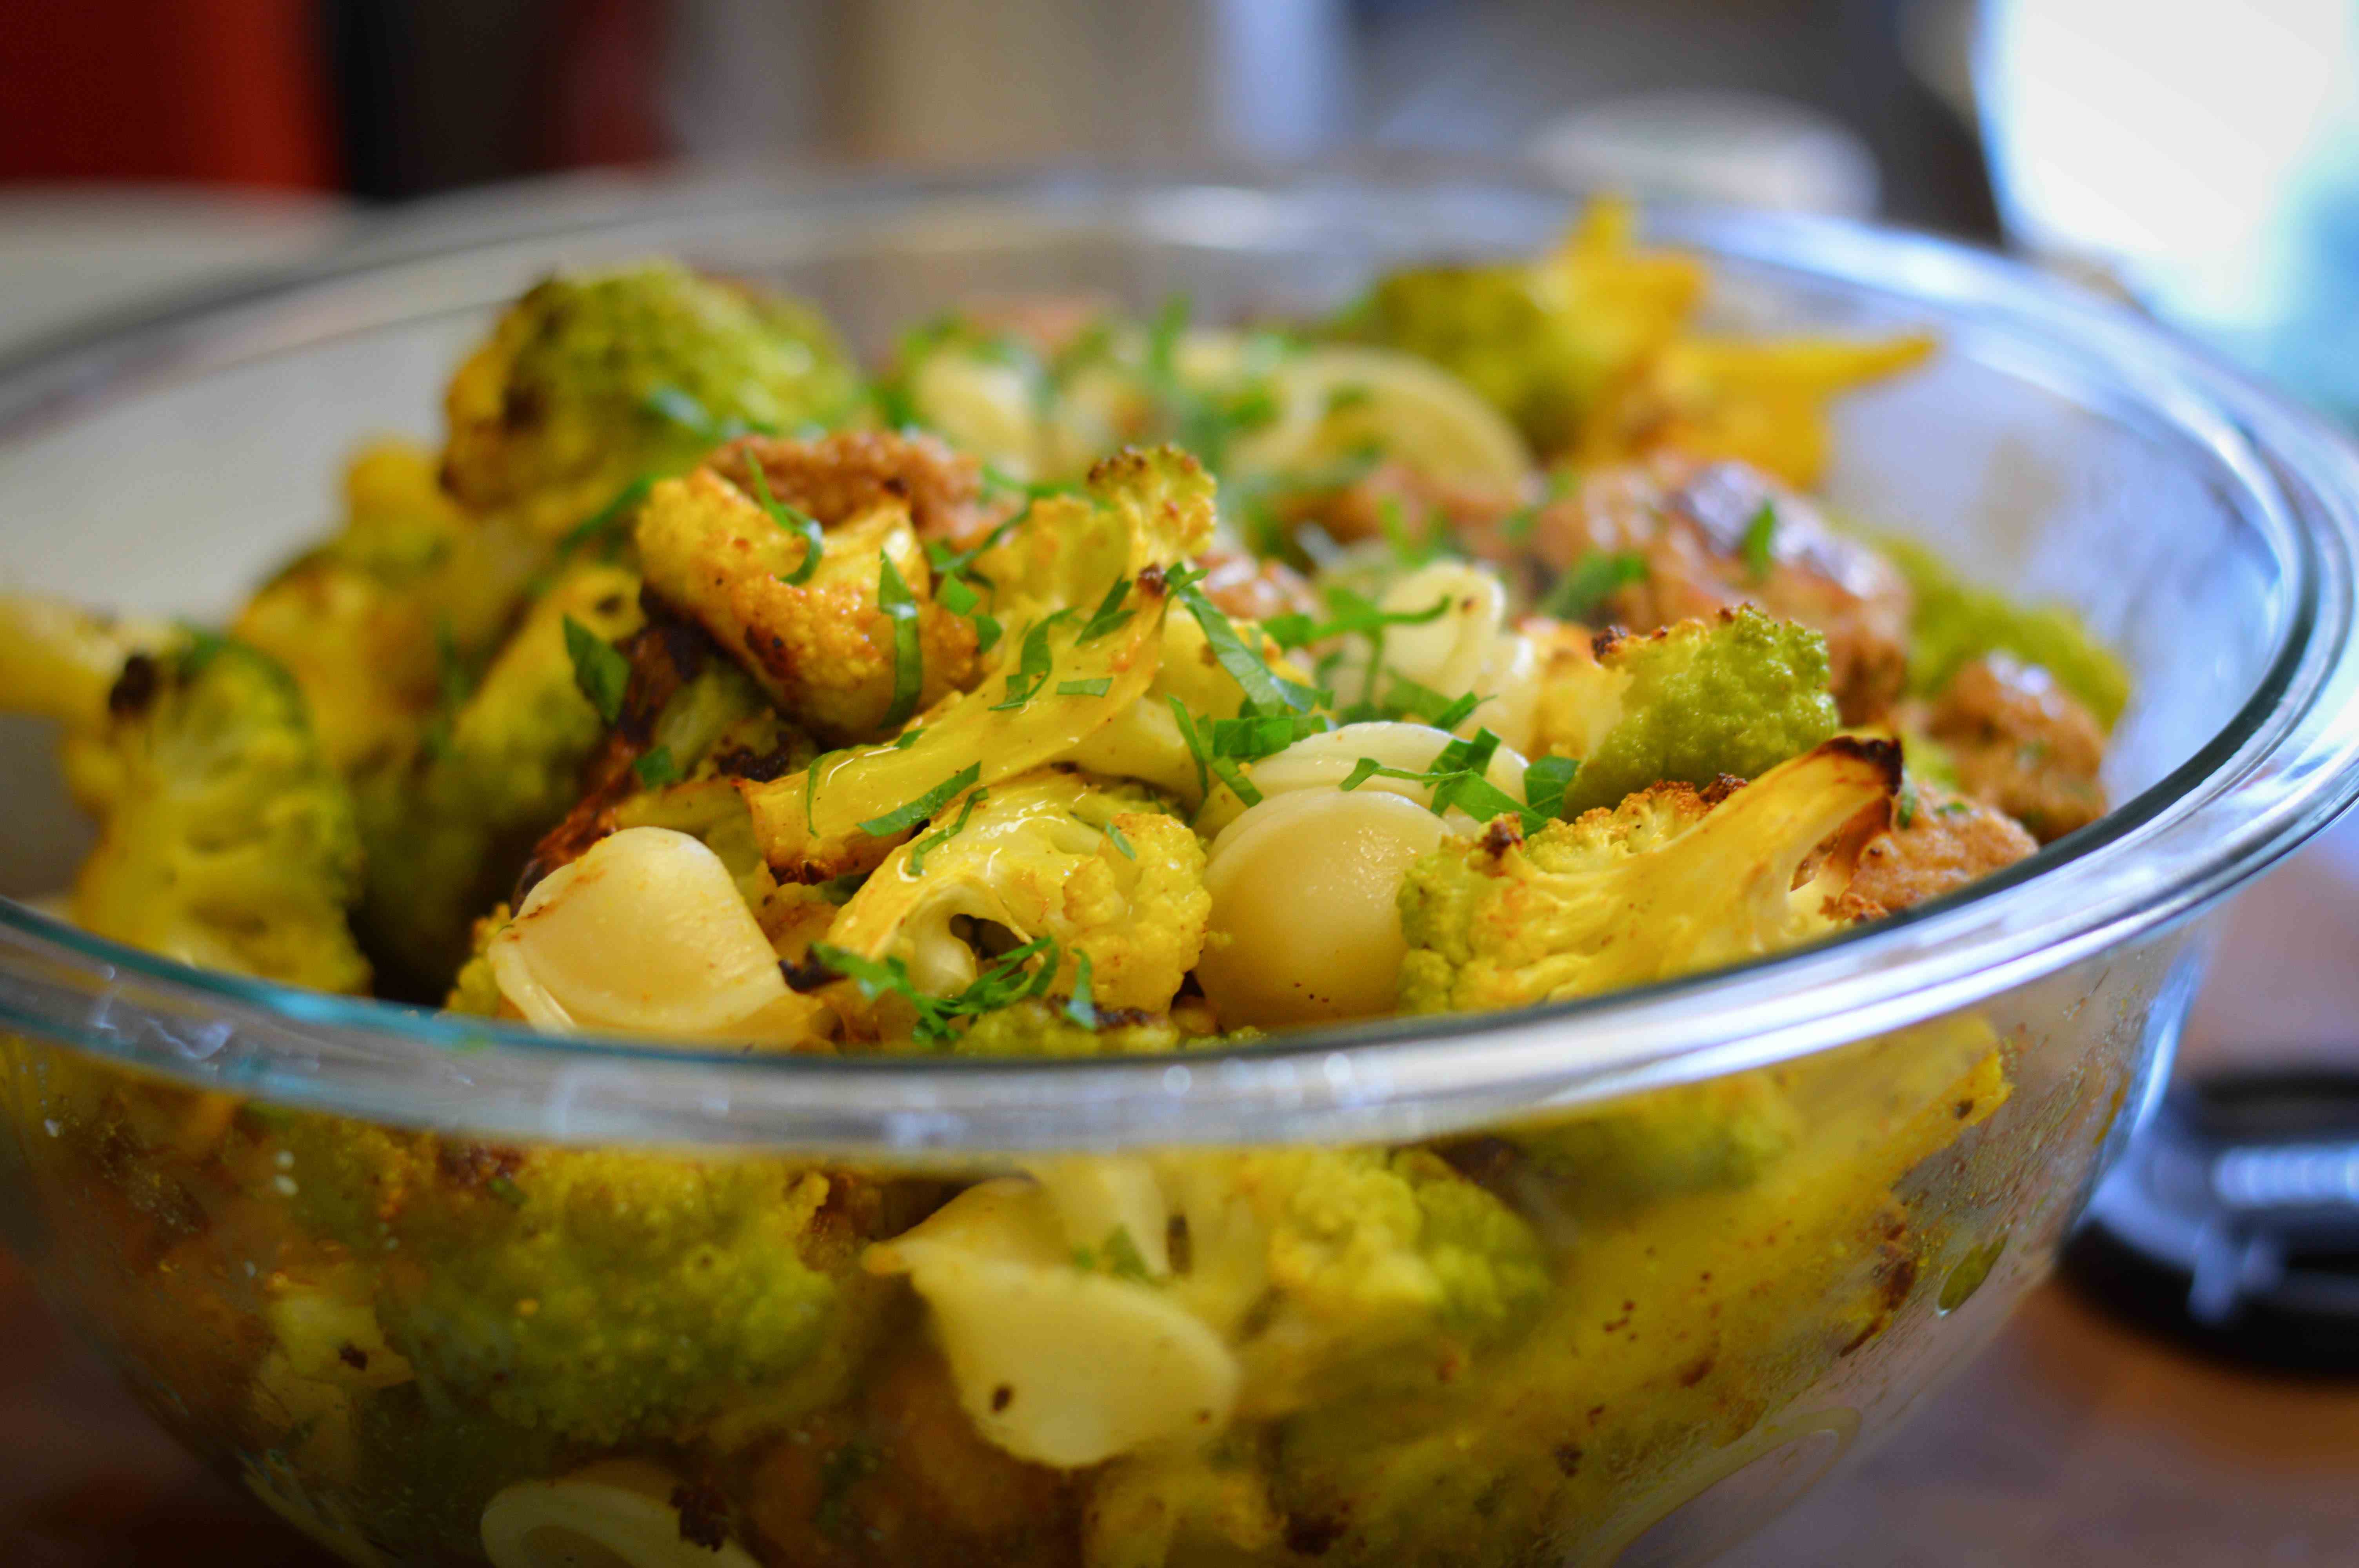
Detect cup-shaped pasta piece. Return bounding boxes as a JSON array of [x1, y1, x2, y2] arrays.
[[1197, 787, 1451, 1027], [480, 1460, 761, 1568], [489, 826, 820, 1042]]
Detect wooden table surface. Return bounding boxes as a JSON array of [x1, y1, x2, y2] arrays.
[[9, 833, 2359, 1566]]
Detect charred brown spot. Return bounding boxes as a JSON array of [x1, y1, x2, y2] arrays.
[[106, 653, 160, 719], [1283, 1515, 1346, 1557], [1677, 1354, 1716, 1387], [1818, 732, 1905, 793], [1553, 1443, 1584, 1477], [1590, 626, 1629, 661], [436, 1142, 525, 1192], [1954, 1098, 1976, 1120], [713, 745, 801, 784], [780, 956, 835, 993], [1699, 774, 1747, 807], [1437, 1135, 1522, 1187], [337, 1343, 369, 1372], [500, 383, 545, 432], [1138, 563, 1168, 598], [990, 1385, 1014, 1413], [670, 1481, 731, 1552], [1479, 817, 1525, 858]]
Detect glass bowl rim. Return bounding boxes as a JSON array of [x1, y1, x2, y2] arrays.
[[4, 158, 2357, 1152]]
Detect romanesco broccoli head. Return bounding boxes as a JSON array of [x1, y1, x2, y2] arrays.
[[1558, 606, 1840, 817], [1500, 1074, 1800, 1214], [1196, 1146, 1550, 1403], [62, 634, 370, 993], [277, 1123, 886, 1446], [1397, 738, 1897, 1014], [441, 263, 860, 528], [351, 564, 642, 995], [1882, 535, 2129, 729], [949, 998, 1190, 1057], [1338, 261, 1603, 456]]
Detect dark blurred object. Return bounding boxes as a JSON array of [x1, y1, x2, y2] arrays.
[[2068, 1070, 2359, 1373], [1359, 0, 2000, 236], [0, 0, 338, 189], [325, 0, 666, 201]]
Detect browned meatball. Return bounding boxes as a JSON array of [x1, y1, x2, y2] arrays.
[[1837, 783, 2039, 918], [1925, 653, 2108, 842], [1521, 455, 1913, 724]]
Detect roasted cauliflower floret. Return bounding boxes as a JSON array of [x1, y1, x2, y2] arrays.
[[820, 769, 1208, 1038], [46, 630, 370, 991], [276, 1125, 893, 1447], [351, 565, 642, 994], [635, 460, 979, 744], [1397, 737, 1897, 1014], [233, 440, 534, 771], [742, 447, 1215, 882], [440, 263, 859, 532], [1543, 605, 1840, 818], [864, 1148, 1546, 1468]]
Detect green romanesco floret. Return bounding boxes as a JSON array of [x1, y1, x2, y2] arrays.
[[275, 1122, 881, 1446], [1171, 1145, 1550, 1405], [440, 262, 861, 532], [44, 630, 371, 993], [352, 564, 642, 995], [951, 999, 1191, 1057], [1397, 738, 1898, 1014], [1882, 535, 2129, 729], [1557, 605, 1840, 817], [1499, 1074, 1801, 1214]]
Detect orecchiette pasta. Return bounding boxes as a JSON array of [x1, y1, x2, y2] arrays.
[[865, 1175, 1241, 1468], [1197, 786, 1450, 1027], [1367, 561, 1550, 754], [480, 1461, 761, 1568], [488, 827, 820, 1041]]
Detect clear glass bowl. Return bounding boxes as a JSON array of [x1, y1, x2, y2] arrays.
[[3, 165, 2358, 1568]]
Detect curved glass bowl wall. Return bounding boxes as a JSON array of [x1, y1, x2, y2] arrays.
[[0, 168, 2355, 1568]]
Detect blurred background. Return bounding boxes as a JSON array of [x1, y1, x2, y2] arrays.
[[7, 1, 2359, 1563], [9, 0, 2359, 420]]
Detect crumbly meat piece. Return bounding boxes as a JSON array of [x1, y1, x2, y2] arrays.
[[1837, 782, 2037, 918], [1519, 455, 1912, 725], [1924, 652, 2108, 842], [1278, 459, 1522, 550], [707, 429, 1005, 543], [1193, 548, 1318, 624]]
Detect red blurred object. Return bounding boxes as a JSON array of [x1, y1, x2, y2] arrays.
[[0, 0, 338, 190]]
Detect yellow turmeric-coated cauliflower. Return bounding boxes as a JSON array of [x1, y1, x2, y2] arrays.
[[821, 768, 1207, 1036], [634, 464, 978, 744], [233, 440, 535, 771], [40, 630, 372, 992], [1396, 736, 1898, 1014], [742, 446, 1215, 882]]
